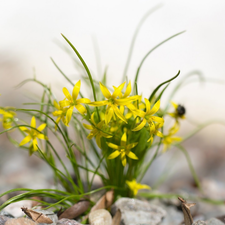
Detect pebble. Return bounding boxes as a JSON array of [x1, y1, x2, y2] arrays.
[[193, 221, 207, 225], [0, 211, 14, 219], [5, 217, 37, 225], [111, 197, 166, 225], [207, 218, 225, 225], [89, 209, 112, 225], [56, 218, 88, 225], [0, 215, 11, 225]]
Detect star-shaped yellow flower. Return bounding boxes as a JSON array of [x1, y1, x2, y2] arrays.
[[19, 116, 48, 154], [88, 82, 139, 124], [132, 98, 164, 133], [162, 122, 182, 152], [126, 179, 151, 196], [52, 100, 67, 129], [59, 80, 91, 126], [0, 109, 16, 129], [83, 113, 112, 148], [107, 131, 138, 166]]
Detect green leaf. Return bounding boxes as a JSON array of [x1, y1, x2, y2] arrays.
[[149, 70, 180, 102], [133, 31, 185, 92]]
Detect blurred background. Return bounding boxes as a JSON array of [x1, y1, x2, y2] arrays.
[[1, 0, 225, 194]]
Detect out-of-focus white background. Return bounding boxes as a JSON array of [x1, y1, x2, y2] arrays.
[[1, 0, 225, 189]]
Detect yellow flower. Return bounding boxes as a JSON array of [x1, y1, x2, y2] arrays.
[[162, 123, 182, 152], [19, 116, 48, 154], [107, 131, 138, 166], [83, 113, 112, 148], [52, 100, 67, 129], [88, 82, 139, 124], [126, 179, 151, 196], [59, 80, 91, 126], [147, 122, 163, 143], [0, 109, 16, 129], [132, 98, 164, 132], [168, 101, 186, 121]]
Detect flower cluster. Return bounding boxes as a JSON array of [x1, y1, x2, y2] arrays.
[[0, 78, 185, 197]]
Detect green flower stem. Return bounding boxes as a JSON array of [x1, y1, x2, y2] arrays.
[[139, 192, 225, 205], [176, 144, 202, 192], [50, 57, 91, 119], [37, 146, 79, 193], [73, 115, 101, 160], [61, 34, 100, 121], [133, 31, 185, 93], [149, 70, 180, 102], [164, 70, 204, 112], [89, 154, 106, 190], [138, 138, 162, 182], [51, 57, 74, 87]]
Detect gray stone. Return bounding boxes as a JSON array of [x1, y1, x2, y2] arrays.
[[160, 205, 183, 225], [111, 197, 166, 225], [207, 218, 225, 225], [193, 220, 207, 225], [0, 215, 11, 225], [0, 211, 14, 218]]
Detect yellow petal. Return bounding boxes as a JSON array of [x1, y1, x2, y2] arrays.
[[108, 150, 120, 159], [96, 135, 101, 148], [72, 80, 81, 100], [20, 135, 32, 146], [37, 133, 48, 140], [83, 123, 93, 130], [155, 130, 163, 138], [87, 130, 97, 139], [100, 82, 111, 99], [66, 107, 74, 125], [171, 101, 178, 109], [112, 82, 125, 98], [126, 142, 138, 149], [121, 152, 127, 166], [144, 98, 151, 113], [126, 151, 138, 160], [115, 97, 137, 105], [136, 183, 151, 190], [62, 87, 72, 101], [133, 109, 145, 118], [76, 98, 91, 104], [32, 139, 38, 151], [107, 142, 119, 149], [132, 118, 147, 131], [149, 100, 160, 115], [52, 110, 62, 116], [151, 116, 164, 124], [121, 132, 127, 145], [147, 136, 153, 143], [30, 116, 36, 128], [75, 104, 86, 114], [37, 123, 46, 132], [113, 106, 127, 124], [88, 100, 108, 107], [59, 100, 70, 107], [123, 81, 131, 98], [53, 100, 60, 110], [19, 126, 28, 132], [105, 106, 114, 124]]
